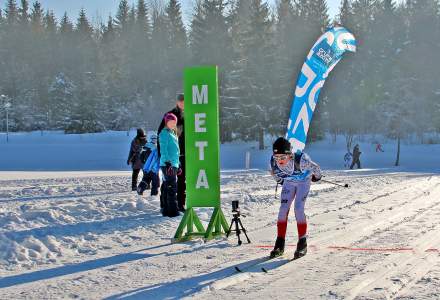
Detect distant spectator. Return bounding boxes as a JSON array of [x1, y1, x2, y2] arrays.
[[350, 144, 362, 169], [344, 152, 353, 169], [127, 128, 147, 191], [376, 143, 384, 152]]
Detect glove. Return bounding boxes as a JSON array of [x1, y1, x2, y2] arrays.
[[311, 175, 321, 182], [177, 168, 183, 176], [165, 162, 176, 176]]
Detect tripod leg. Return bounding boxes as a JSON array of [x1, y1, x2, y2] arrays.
[[226, 218, 234, 238], [234, 217, 242, 245], [238, 218, 251, 243]]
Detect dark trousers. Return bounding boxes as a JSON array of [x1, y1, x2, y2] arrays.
[[177, 156, 186, 209], [350, 158, 361, 169], [138, 171, 159, 196], [160, 166, 179, 217], [132, 169, 141, 190]]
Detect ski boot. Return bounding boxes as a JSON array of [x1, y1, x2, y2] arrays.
[[270, 237, 285, 258], [294, 237, 307, 259]]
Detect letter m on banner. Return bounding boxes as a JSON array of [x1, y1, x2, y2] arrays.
[[174, 66, 228, 242]]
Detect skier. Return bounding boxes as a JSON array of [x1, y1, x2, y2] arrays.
[[350, 144, 362, 169], [375, 143, 384, 153], [157, 93, 186, 212], [127, 128, 147, 191], [137, 133, 160, 197], [159, 113, 181, 218], [270, 137, 322, 259]]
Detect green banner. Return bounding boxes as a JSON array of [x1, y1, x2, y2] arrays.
[[184, 66, 220, 208]]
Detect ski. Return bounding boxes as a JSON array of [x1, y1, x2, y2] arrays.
[[234, 256, 273, 273], [260, 254, 306, 273]]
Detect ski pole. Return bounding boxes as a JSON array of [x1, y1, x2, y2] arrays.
[[321, 179, 349, 188]]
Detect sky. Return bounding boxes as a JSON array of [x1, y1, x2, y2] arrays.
[[0, 0, 343, 24]]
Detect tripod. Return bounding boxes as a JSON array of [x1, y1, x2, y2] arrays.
[[226, 210, 251, 246]]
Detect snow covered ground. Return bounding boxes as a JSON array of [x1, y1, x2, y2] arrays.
[[0, 131, 439, 299]]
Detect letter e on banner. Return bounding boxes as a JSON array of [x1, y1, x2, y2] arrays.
[[195, 113, 207, 133]]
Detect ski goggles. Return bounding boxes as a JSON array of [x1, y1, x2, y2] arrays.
[[273, 154, 291, 162]]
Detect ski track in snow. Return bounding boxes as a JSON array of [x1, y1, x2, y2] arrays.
[[0, 171, 439, 299]]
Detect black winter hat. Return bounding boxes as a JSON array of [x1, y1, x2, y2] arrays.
[[176, 93, 184, 102], [136, 128, 146, 139], [273, 137, 292, 154]]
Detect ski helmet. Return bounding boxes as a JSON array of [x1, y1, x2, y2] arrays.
[[273, 137, 292, 154], [148, 133, 158, 143]]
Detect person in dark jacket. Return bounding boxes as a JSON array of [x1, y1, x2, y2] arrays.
[[350, 144, 362, 169], [159, 113, 181, 217], [127, 128, 147, 191], [158, 93, 186, 212]]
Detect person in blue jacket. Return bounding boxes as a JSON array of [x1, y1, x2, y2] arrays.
[[137, 134, 160, 197], [159, 113, 181, 217]]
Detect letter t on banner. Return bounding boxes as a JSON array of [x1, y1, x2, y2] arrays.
[[174, 66, 228, 242]]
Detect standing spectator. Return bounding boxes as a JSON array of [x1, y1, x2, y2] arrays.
[[350, 144, 362, 169], [158, 93, 186, 212], [127, 128, 147, 191], [159, 113, 180, 218]]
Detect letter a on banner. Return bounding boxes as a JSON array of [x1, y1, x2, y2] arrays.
[[174, 66, 228, 242]]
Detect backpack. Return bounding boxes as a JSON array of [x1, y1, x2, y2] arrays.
[[140, 147, 152, 164]]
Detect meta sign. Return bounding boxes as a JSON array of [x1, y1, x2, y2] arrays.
[[184, 66, 220, 208]]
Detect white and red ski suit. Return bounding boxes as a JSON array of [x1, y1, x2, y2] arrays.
[[271, 153, 322, 240]]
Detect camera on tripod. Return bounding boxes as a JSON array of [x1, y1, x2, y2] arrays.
[[226, 199, 250, 245], [232, 200, 240, 214]]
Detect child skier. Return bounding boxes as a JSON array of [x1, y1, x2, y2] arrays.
[[158, 113, 181, 218], [137, 133, 160, 197], [344, 152, 353, 169], [270, 137, 322, 259]]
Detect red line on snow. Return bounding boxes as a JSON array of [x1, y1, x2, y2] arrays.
[[254, 245, 439, 252], [328, 246, 414, 252]]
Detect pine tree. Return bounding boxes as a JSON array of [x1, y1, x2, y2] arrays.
[[271, 0, 297, 136], [115, 0, 130, 34], [165, 0, 188, 93], [30, 1, 44, 33], [76, 8, 93, 39], [151, 5, 171, 110], [60, 12, 73, 34], [18, 0, 29, 26], [44, 10, 56, 34], [48, 73, 76, 129], [189, 0, 232, 67], [102, 15, 116, 44], [338, 0, 352, 26], [136, 0, 151, 35], [5, 0, 19, 26]]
